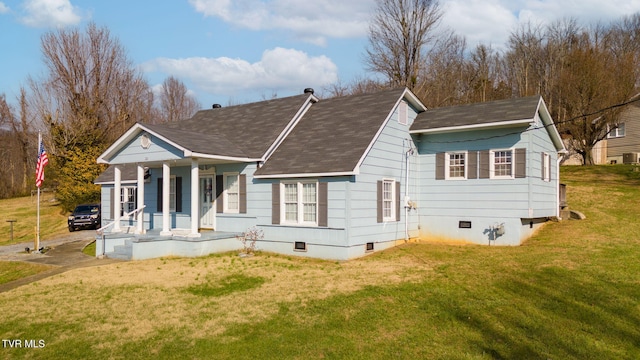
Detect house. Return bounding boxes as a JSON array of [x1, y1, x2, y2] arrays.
[[597, 102, 640, 164], [95, 88, 566, 260]]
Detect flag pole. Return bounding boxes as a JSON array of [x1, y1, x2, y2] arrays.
[[36, 131, 41, 253]]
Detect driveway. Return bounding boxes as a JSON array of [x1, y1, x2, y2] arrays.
[[0, 230, 121, 293]]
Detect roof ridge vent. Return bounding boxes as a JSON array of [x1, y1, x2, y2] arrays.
[[212, 104, 222, 109]]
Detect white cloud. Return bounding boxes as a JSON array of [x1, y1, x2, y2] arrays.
[[0, 2, 10, 14], [21, 0, 82, 28], [142, 47, 338, 96], [189, 0, 373, 45], [441, 0, 640, 51]]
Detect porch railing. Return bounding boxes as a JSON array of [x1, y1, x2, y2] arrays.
[[96, 205, 146, 257]]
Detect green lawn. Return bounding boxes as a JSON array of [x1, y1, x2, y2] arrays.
[[0, 166, 638, 359], [0, 192, 68, 246]]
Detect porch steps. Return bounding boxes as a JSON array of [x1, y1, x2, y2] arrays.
[[106, 239, 133, 260]]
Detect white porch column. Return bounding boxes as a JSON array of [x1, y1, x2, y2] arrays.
[[113, 165, 121, 232], [189, 159, 201, 237], [136, 163, 145, 234], [160, 161, 172, 236]]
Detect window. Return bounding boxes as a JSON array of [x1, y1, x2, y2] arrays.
[[382, 179, 395, 221], [281, 181, 317, 225], [447, 152, 466, 179], [542, 152, 551, 182], [608, 123, 626, 138], [120, 186, 137, 216], [224, 172, 239, 213], [491, 150, 514, 179]]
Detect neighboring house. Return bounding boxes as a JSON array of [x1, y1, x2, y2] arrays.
[[95, 88, 566, 260], [562, 102, 640, 165], [601, 103, 640, 164]]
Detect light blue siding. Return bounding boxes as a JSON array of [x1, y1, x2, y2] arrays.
[[415, 120, 561, 245], [110, 133, 183, 164], [348, 100, 421, 246]]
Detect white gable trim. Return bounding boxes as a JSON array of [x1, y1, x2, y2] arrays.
[[261, 94, 319, 162], [253, 170, 358, 179], [352, 88, 427, 173], [409, 118, 533, 135], [535, 97, 567, 153], [98, 123, 261, 164]]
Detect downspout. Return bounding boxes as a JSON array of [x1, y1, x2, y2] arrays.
[[556, 155, 562, 218], [405, 140, 414, 241]]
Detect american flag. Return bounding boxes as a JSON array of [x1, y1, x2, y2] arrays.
[[35, 137, 49, 188]]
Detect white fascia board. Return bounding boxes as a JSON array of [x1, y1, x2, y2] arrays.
[[184, 151, 260, 163], [97, 123, 145, 164], [262, 94, 318, 162], [98, 123, 190, 164], [401, 88, 428, 112], [95, 180, 137, 185], [409, 118, 533, 135], [254, 170, 357, 179], [536, 98, 566, 152], [351, 91, 413, 173]]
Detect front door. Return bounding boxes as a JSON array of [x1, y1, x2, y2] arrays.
[[199, 175, 215, 229]]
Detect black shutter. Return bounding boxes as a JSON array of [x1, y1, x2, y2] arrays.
[[435, 152, 445, 180], [479, 151, 490, 179], [376, 181, 383, 223], [175, 177, 182, 212], [272, 183, 280, 224], [515, 148, 527, 178], [216, 175, 223, 213], [467, 151, 478, 179], [157, 178, 162, 212], [318, 182, 328, 227], [239, 174, 247, 214], [396, 181, 401, 222]]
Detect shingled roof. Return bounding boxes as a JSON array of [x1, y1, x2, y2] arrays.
[[154, 94, 314, 159], [411, 95, 542, 133], [254, 88, 408, 177]]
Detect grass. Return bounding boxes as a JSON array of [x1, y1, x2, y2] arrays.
[[82, 241, 95, 257], [0, 165, 639, 359], [0, 262, 53, 285], [0, 192, 68, 246]]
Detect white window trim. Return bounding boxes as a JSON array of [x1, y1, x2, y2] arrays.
[[542, 152, 551, 182], [607, 123, 626, 138], [280, 180, 318, 226], [120, 186, 137, 218], [382, 178, 396, 222], [490, 149, 515, 179], [223, 172, 240, 213], [445, 151, 467, 180]]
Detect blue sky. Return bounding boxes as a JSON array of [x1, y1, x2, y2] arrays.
[[1, 0, 640, 108]]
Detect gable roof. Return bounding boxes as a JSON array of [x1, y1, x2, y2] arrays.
[[411, 95, 545, 133], [411, 95, 565, 152], [98, 93, 316, 164], [254, 88, 422, 178]]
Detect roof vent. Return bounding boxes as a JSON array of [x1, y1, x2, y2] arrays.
[[303, 88, 314, 95], [212, 104, 222, 109]]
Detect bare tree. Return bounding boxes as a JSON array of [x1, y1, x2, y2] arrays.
[[30, 22, 154, 210], [0, 89, 36, 197], [158, 76, 201, 123], [364, 0, 443, 90], [559, 27, 638, 165]]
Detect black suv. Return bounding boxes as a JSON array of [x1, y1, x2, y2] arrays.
[[68, 204, 101, 232]]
